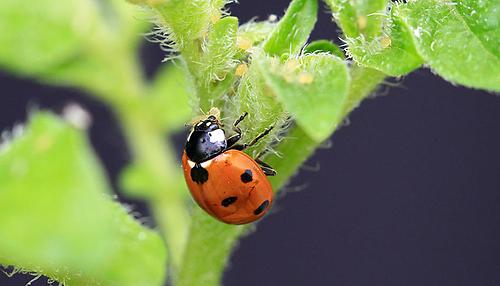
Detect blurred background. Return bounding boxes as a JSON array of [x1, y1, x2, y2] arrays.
[[1, 0, 499, 285]]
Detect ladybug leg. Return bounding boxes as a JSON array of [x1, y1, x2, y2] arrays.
[[255, 158, 276, 176], [226, 133, 241, 148], [233, 112, 248, 127], [244, 125, 274, 148], [227, 112, 249, 148], [228, 125, 274, 151]]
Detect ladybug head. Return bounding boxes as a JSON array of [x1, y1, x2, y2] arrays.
[[185, 116, 227, 163]]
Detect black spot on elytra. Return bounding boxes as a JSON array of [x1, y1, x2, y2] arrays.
[[253, 200, 270, 215], [221, 196, 238, 207], [191, 164, 208, 184], [240, 169, 253, 183]]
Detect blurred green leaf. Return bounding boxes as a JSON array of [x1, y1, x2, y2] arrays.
[[304, 40, 345, 59], [263, 0, 318, 56], [0, 0, 100, 75], [0, 113, 167, 286], [396, 0, 500, 91], [0, 0, 149, 104], [107, 0, 151, 45], [258, 54, 350, 142], [324, 0, 388, 39], [0, 0, 146, 75], [148, 63, 192, 131]]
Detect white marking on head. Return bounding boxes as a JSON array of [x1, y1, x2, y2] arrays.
[[200, 159, 213, 168], [187, 160, 195, 168], [205, 122, 211, 127], [208, 129, 225, 143], [187, 130, 194, 142]]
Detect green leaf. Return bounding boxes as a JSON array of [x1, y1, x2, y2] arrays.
[[104, 0, 152, 46], [148, 63, 192, 131], [198, 16, 239, 110], [325, 0, 424, 76], [223, 52, 286, 153], [263, 0, 318, 56], [0, 0, 100, 75], [341, 65, 386, 118], [452, 0, 499, 59], [396, 0, 500, 91], [0, 0, 147, 76], [152, 0, 228, 50], [0, 0, 149, 106], [324, 0, 388, 39], [0, 113, 167, 286], [304, 40, 345, 59], [345, 7, 424, 76], [202, 17, 238, 78], [238, 20, 277, 48], [258, 54, 350, 142]]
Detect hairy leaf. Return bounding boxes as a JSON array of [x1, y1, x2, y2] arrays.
[[341, 65, 386, 118], [397, 0, 500, 91], [258, 54, 350, 142], [223, 52, 287, 153], [263, 0, 318, 56], [0, 113, 167, 286], [345, 6, 423, 76], [304, 40, 345, 59], [452, 0, 499, 59], [325, 0, 388, 39], [198, 16, 239, 110], [238, 20, 277, 48], [152, 0, 227, 50]]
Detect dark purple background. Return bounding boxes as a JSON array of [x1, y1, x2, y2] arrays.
[[2, 1, 500, 285]]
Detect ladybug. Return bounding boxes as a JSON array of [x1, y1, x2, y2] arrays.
[[182, 111, 276, 224]]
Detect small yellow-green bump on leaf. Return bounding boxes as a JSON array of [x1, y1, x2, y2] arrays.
[[235, 63, 249, 77], [380, 36, 392, 49], [237, 37, 252, 51]]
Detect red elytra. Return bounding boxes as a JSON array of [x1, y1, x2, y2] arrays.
[[182, 149, 273, 225]]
